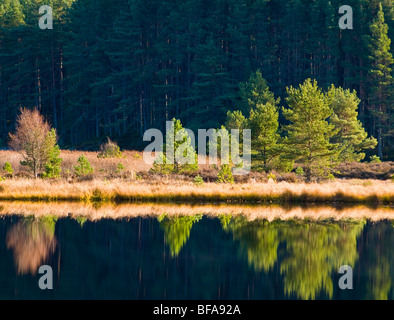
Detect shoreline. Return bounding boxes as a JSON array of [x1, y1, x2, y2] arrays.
[[0, 179, 393, 205], [0, 201, 393, 221]]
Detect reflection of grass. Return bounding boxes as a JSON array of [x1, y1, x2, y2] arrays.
[[1, 202, 394, 221], [0, 179, 393, 204]]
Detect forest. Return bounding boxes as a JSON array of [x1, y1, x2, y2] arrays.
[[0, 0, 393, 159]]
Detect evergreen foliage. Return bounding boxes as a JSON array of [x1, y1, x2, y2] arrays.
[[74, 154, 94, 177], [42, 129, 63, 179], [0, 0, 392, 160], [283, 79, 339, 181], [3, 161, 13, 175], [151, 118, 198, 174], [217, 164, 234, 184], [327, 86, 377, 162]]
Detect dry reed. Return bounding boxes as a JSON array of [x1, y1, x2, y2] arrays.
[[0, 178, 393, 204]]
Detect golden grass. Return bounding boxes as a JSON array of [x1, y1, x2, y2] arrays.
[[0, 150, 213, 178], [1, 150, 393, 204], [0, 178, 393, 204], [0, 150, 151, 177], [60, 150, 151, 174], [1, 201, 393, 222]]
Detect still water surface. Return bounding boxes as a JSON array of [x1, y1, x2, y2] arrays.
[[0, 208, 393, 300]]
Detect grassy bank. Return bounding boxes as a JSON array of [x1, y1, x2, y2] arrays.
[[0, 179, 393, 205]]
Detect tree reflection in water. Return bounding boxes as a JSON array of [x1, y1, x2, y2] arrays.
[[158, 214, 202, 257], [220, 215, 280, 272], [363, 222, 394, 300], [221, 215, 366, 300], [1, 211, 391, 300], [6, 216, 57, 275], [279, 220, 365, 300]]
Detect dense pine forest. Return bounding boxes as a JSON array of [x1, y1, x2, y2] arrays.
[[0, 0, 393, 159]]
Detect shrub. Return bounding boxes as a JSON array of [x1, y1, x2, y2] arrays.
[[74, 155, 94, 177], [150, 152, 174, 175], [64, 169, 71, 179], [369, 155, 381, 163], [2, 162, 13, 180], [217, 164, 234, 184], [267, 172, 276, 182], [193, 175, 204, 186], [116, 162, 125, 174], [97, 138, 123, 158], [295, 166, 304, 176], [327, 173, 335, 181], [277, 172, 298, 183], [3, 162, 13, 175]]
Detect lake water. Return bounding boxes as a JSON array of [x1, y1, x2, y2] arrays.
[[0, 207, 393, 300]]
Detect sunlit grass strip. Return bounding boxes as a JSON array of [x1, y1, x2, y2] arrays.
[[0, 179, 393, 204]]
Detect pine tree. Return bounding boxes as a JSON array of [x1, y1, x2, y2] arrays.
[[225, 110, 246, 131], [368, 3, 393, 159], [2, 161, 13, 177], [0, 0, 25, 28], [238, 70, 280, 114], [283, 79, 339, 181], [74, 154, 94, 177], [225, 110, 246, 151], [152, 118, 198, 174], [217, 164, 234, 184], [229, 71, 288, 172], [187, 36, 237, 131], [0, 0, 393, 159], [43, 129, 63, 179], [327, 85, 377, 162], [248, 102, 280, 172]]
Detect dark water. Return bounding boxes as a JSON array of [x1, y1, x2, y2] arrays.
[[0, 213, 393, 300]]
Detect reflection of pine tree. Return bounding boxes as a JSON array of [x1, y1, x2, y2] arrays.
[[220, 215, 279, 272], [362, 221, 393, 300], [279, 220, 365, 300], [158, 214, 201, 257], [221, 216, 367, 299], [370, 257, 391, 300]]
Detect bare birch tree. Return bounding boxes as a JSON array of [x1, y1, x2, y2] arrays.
[[8, 108, 54, 178]]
